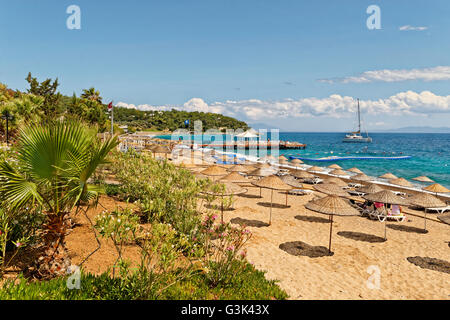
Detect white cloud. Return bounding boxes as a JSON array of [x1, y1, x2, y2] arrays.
[[116, 90, 450, 122], [319, 66, 450, 84], [399, 25, 428, 31]]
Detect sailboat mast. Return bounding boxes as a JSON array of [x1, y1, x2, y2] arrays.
[[357, 98, 361, 133]]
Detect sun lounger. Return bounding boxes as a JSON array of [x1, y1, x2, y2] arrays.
[[303, 178, 323, 185], [348, 190, 366, 196], [289, 189, 314, 196], [425, 206, 450, 214], [348, 182, 362, 188], [368, 206, 405, 222]]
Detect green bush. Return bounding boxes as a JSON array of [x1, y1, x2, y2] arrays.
[[0, 262, 287, 300]]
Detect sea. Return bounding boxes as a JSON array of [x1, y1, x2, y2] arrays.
[[156, 132, 450, 189]]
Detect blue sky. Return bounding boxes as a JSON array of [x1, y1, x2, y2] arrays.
[[1, 0, 450, 131]]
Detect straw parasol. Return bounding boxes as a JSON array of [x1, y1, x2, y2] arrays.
[[313, 183, 349, 197], [290, 159, 304, 166], [279, 158, 288, 165], [279, 155, 288, 161], [247, 167, 277, 177], [203, 182, 247, 223], [364, 190, 409, 239], [305, 195, 360, 253], [423, 183, 450, 195], [389, 177, 413, 188], [280, 175, 304, 189], [152, 145, 171, 159], [352, 173, 371, 182], [412, 176, 434, 183], [252, 175, 292, 225], [348, 167, 363, 174], [409, 193, 446, 231], [328, 164, 342, 170], [379, 172, 398, 180], [323, 177, 347, 187], [329, 169, 348, 177], [307, 166, 324, 172], [291, 170, 314, 180], [200, 165, 229, 177], [358, 184, 384, 194], [219, 171, 250, 184], [254, 162, 273, 169]]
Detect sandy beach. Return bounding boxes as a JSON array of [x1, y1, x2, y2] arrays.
[[174, 150, 450, 300]]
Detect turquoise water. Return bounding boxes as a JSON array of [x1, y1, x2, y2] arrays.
[[157, 132, 450, 188]]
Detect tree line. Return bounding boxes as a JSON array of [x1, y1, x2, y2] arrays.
[[0, 73, 249, 140]]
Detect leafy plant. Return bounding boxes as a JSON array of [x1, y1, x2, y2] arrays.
[[0, 120, 118, 277]]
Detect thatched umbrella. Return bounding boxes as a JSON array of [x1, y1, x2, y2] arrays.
[[359, 184, 384, 194], [227, 164, 254, 173], [203, 182, 247, 223], [352, 173, 371, 182], [328, 164, 342, 170], [247, 167, 278, 197], [409, 193, 446, 231], [307, 166, 324, 173], [412, 176, 434, 183], [152, 145, 171, 159], [252, 175, 292, 225], [290, 158, 304, 168], [364, 190, 410, 239], [379, 172, 398, 180], [423, 183, 450, 195], [219, 171, 250, 184], [306, 195, 360, 253], [254, 162, 274, 169], [313, 183, 349, 197], [389, 177, 413, 188], [348, 167, 363, 174], [291, 170, 314, 180], [329, 169, 348, 177], [279, 158, 289, 165], [280, 175, 304, 189], [323, 177, 347, 187], [200, 165, 229, 177], [279, 155, 288, 161]]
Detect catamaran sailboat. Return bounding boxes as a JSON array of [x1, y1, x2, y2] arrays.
[[343, 99, 372, 143]]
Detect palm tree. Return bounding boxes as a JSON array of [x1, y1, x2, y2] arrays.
[[81, 87, 102, 104], [0, 120, 118, 277]]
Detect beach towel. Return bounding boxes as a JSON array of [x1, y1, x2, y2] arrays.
[[389, 204, 402, 216], [374, 202, 384, 209]]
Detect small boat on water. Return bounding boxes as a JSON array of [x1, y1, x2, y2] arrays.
[[343, 99, 372, 143]]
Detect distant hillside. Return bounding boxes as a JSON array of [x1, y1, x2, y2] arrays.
[[114, 107, 249, 132], [377, 126, 450, 133]]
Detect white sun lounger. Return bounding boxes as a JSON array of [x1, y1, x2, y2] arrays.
[[425, 206, 450, 214], [368, 208, 405, 222], [289, 189, 314, 196]]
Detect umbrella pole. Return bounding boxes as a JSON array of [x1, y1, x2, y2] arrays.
[[384, 207, 387, 240], [424, 210, 427, 232], [328, 215, 333, 253], [285, 192, 288, 206], [260, 187, 262, 198], [269, 189, 273, 225]]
